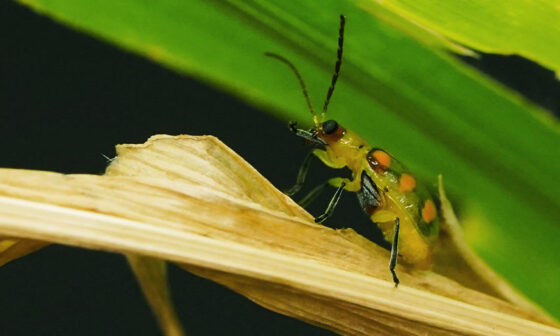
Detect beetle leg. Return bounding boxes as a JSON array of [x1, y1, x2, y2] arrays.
[[315, 182, 346, 223], [300, 174, 358, 209], [297, 182, 329, 208], [389, 217, 400, 287], [285, 151, 315, 196], [313, 149, 346, 169], [329, 176, 361, 192]]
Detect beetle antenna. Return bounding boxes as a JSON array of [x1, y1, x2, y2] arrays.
[[265, 52, 318, 125], [321, 15, 345, 122]]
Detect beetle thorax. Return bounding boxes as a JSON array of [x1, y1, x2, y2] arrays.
[[321, 127, 369, 173]]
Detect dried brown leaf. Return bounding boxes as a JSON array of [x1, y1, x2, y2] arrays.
[[0, 135, 558, 335]]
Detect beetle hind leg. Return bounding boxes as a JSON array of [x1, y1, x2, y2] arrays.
[[389, 217, 400, 287]]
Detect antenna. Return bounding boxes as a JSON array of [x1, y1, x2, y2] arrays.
[[321, 15, 345, 122], [265, 52, 317, 124]]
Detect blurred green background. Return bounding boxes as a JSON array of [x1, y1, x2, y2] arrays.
[[1, 0, 559, 334]]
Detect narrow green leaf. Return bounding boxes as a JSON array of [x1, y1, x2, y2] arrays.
[[358, 0, 560, 73], [17, 0, 560, 317]]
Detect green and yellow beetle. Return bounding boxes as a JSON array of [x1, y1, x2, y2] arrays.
[[267, 15, 439, 286]]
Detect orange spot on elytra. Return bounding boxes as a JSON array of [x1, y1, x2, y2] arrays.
[[399, 173, 416, 192], [372, 150, 391, 168], [422, 200, 436, 223]]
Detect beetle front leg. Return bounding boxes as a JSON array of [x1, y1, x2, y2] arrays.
[[285, 151, 315, 196], [313, 149, 346, 169]]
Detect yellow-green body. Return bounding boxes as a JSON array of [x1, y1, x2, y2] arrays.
[[267, 14, 438, 273], [314, 126, 439, 267]]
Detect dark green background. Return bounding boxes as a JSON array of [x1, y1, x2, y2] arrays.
[[1, 1, 558, 335]]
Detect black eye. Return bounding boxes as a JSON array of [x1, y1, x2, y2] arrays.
[[322, 120, 338, 134]]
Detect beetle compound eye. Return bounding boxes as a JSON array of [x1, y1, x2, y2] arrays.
[[322, 120, 338, 134]]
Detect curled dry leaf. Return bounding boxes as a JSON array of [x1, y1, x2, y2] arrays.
[[0, 135, 558, 335]]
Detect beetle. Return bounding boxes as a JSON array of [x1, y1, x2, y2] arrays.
[[266, 15, 439, 286]]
